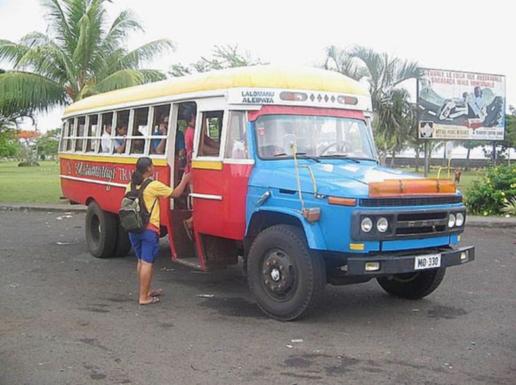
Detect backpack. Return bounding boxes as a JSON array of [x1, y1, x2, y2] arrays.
[[119, 179, 157, 232]]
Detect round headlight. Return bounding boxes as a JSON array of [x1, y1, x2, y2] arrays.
[[448, 213, 456, 228], [456, 212, 464, 227], [361, 217, 373, 233], [377, 217, 389, 233]]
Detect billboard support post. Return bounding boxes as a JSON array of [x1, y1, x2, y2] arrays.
[[424, 141, 429, 177]]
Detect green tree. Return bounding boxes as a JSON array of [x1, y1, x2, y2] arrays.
[[461, 140, 484, 170], [0, 128, 21, 157], [0, 0, 174, 115], [36, 128, 61, 159], [324, 45, 421, 165], [170, 44, 263, 77]]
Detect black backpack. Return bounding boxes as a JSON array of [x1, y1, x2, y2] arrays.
[[119, 179, 157, 232]]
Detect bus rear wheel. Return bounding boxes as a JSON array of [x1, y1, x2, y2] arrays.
[[247, 225, 326, 321], [113, 221, 132, 258], [85, 201, 117, 258], [376, 268, 446, 299]]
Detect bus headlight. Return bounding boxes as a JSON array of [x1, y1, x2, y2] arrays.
[[361, 217, 373, 233], [376, 217, 389, 233], [456, 212, 464, 227], [448, 213, 456, 228]]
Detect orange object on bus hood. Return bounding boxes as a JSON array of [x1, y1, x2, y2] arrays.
[[368, 179, 456, 197]]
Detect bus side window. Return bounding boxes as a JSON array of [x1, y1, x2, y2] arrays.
[[85, 114, 99, 152], [150, 104, 171, 156], [60, 121, 68, 151], [224, 111, 248, 159], [75, 116, 86, 152], [113, 110, 129, 154], [198, 111, 224, 157], [130, 107, 148, 155], [66, 118, 75, 151], [99, 112, 114, 153]]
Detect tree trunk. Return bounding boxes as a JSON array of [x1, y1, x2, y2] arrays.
[[465, 147, 471, 171], [390, 150, 396, 167], [415, 148, 420, 172]]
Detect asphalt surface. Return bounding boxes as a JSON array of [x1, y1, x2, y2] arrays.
[[0, 211, 515, 385]]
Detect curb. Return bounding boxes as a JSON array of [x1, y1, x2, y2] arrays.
[[466, 217, 516, 229], [1, 204, 515, 228], [0, 204, 86, 213]]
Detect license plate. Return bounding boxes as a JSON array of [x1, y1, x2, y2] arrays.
[[414, 254, 441, 270]]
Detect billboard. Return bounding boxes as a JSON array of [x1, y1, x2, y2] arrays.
[[417, 68, 506, 141]]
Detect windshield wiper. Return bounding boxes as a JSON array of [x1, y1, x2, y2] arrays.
[[273, 152, 320, 163], [318, 154, 360, 163]]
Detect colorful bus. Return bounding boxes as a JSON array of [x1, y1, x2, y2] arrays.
[[59, 66, 474, 320]]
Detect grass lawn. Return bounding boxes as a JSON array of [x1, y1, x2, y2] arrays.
[[0, 160, 61, 204]]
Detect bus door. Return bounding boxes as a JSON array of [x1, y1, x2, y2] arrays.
[[167, 102, 197, 266]]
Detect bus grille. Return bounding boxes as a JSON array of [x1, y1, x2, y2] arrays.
[[360, 195, 462, 207], [395, 211, 448, 236]]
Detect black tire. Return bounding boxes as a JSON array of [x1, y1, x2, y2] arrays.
[[376, 268, 446, 299], [247, 225, 326, 321], [113, 221, 132, 258], [85, 201, 117, 258]]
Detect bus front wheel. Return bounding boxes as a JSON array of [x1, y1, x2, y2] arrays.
[[85, 202, 117, 258], [247, 225, 326, 321], [376, 268, 446, 299]]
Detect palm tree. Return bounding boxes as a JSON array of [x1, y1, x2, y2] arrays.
[[324, 45, 421, 165], [0, 0, 174, 115]]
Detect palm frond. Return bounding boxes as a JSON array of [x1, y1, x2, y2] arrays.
[[139, 69, 167, 83], [0, 39, 30, 67], [120, 39, 175, 68], [93, 68, 145, 94], [102, 10, 143, 53], [0, 71, 66, 113]]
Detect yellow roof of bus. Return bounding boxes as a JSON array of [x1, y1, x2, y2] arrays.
[[64, 65, 369, 116]]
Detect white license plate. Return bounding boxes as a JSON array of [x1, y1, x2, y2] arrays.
[[414, 254, 441, 270]]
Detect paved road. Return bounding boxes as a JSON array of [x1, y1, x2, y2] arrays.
[[1, 211, 514, 385]]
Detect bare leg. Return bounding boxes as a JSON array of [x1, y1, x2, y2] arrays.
[[138, 261, 155, 304]]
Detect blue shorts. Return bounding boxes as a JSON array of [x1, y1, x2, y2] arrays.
[[129, 230, 159, 264]]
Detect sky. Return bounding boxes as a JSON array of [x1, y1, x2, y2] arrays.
[[1, 0, 515, 150]]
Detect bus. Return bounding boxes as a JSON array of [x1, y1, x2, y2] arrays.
[[59, 65, 474, 320]]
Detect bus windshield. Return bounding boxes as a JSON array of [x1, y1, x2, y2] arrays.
[[255, 114, 376, 160]]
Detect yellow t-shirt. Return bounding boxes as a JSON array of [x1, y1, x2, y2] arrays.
[[125, 179, 173, 231]]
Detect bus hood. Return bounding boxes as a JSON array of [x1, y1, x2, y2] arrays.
[[251, 161, 419, 198]]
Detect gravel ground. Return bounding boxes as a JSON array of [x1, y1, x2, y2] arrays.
[[0, 210, 515, 385]]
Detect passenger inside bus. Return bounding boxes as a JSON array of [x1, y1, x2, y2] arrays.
[[150, 115, 169, 154], [114, 124, 127, 153]]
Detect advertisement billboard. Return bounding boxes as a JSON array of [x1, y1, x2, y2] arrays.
[[417, 68, 506, 141]]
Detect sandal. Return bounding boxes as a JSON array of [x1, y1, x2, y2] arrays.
[[139, 296, 160, 305]]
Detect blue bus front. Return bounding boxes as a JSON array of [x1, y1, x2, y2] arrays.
[[243, 107, 474, 320]]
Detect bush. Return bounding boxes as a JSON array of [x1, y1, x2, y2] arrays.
[[464, 165, 516, 215]]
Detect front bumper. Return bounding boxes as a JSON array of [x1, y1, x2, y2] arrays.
[[345, 245, 475, 276]]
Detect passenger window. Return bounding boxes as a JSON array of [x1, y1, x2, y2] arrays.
[[75, 116, 86, 151], [60, 121, 68, 151], [150, 104, 170, 155], [130, 107, 148, 155], [66, 118, 74, 151], [85, 114, 99, 152], [198, 111, 224, 157], [113, 110, 129, 154], [225, 111, 248, 159], [99, 112, 114, 153]]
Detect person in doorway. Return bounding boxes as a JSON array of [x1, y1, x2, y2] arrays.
[[184, 111, 196, 173], [127, 157, 191, 305], [183, 111, 196, 238]]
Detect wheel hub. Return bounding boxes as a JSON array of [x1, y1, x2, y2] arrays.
[[262, 250, 295, 298]]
